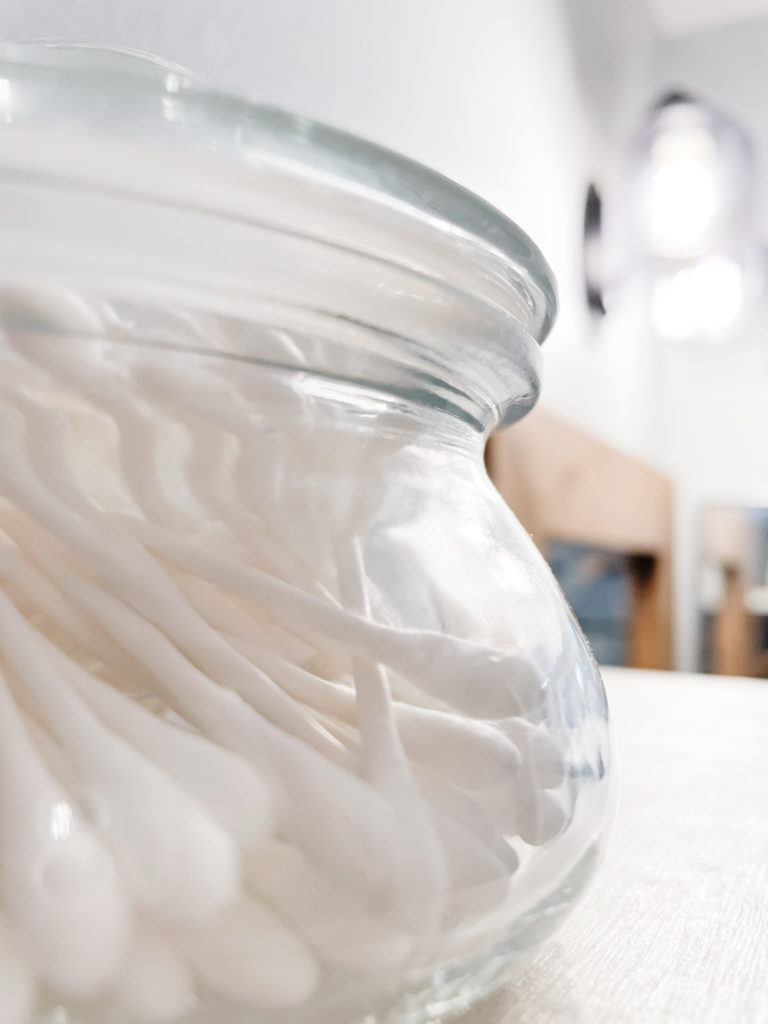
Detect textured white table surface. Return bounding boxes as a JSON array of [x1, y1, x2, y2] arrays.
[[456, 666, 768, 1024]]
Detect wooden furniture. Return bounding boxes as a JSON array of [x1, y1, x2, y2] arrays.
[[487, 409, 673, 670], [458, 666, 768, 1024], [700, 506, 762, 677]]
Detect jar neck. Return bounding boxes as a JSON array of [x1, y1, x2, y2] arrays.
[[0, 281, 511, 442], [0, 307, 490, 459], [266, 363, 491, 456], [0, 175, 542, 433]]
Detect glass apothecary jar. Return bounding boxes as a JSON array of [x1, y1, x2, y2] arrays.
[[0, 43, 612, 1024]]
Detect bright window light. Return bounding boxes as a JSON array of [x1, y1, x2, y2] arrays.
[[651, 256, 743, 340], [646, 126, 719, 258]]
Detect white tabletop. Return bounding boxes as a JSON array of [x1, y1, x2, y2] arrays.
[[456, 666, 768, 1024]]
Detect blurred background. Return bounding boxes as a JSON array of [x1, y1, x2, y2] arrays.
[[3, 0, 767, 677]]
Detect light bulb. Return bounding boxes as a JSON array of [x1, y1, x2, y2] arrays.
[[646, 126, 719, 258], [651, 256, 743, 341]]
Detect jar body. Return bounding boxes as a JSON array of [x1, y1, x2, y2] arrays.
[[0, 289, 611, 1024]]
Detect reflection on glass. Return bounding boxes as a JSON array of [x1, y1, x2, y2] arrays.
[[549, 543, 631, 666]]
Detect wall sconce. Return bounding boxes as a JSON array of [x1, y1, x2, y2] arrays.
[[633, 91, 752, 261], [588, 90, 762, 341]]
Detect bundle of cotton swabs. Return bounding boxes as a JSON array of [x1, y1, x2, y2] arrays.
[[0, 296, 567, 1024]]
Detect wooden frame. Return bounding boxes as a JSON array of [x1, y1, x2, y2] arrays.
[[487, 409, 673, 670]]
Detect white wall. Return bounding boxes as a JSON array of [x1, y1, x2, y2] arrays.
[[0, 0, 652, 454]]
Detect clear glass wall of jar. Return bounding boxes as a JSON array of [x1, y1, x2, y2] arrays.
[[0, 44, 612, 1024]]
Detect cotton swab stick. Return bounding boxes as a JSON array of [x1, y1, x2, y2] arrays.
[[173, 408, 330, 594], [127, 520, 543, 718], [335, 536, 447, 928], [472, 777, 567, 847], [174, 573, 317, 669], [0, 537, 149, 685], [0, 666, 131, 997], [0, 341, 208, 534]]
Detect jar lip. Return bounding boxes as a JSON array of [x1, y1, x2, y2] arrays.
[[0, 41, 557, 347]]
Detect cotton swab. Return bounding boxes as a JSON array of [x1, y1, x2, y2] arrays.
[[0, 912, 36, 1024], [246, 840, 413, 973], [502, 717, 566, 789], [46, 637, 274, 851], [112, 923, 198, 1022], [180, 896, 319, 1009], [0, 666, 131, 997]]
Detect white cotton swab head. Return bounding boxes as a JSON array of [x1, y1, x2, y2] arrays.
[[393, 703, 522, 790], [0, 911, 37, 1024], [246, 840, 414, 974], [379, 635, 544, 719], [0, 590, 241, 924], [87, 755, 242, 923], [416, 771, 499, 851], [85, 683, 273, 851], [501, 717, 566, 789], [180, 896, 319, 1009], [430, 812, 515, 915], [21, 824, 131, 998], [478, 780, 568, 847], [53, 641, 273, 851], [112, 924, 198, 1022], [0, 670, 131, 998]]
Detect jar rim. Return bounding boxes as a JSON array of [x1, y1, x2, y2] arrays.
[[0, 42, 556, 336], [0, 43, 555, 429]]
